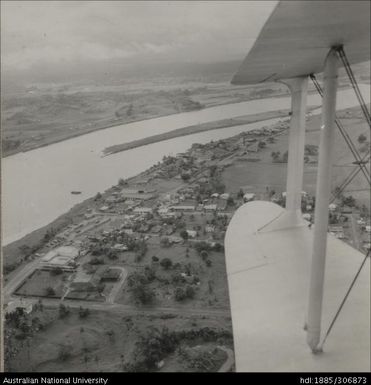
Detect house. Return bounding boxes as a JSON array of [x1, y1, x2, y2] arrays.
[[205, 225, 215, 233], [186, 230, 197, 238], [100, 267, 122, 282], [134, 207, 153, 215], [112, 243, 128, 251], [329, 226, 345, 239], [180, 273, 194, 284], [243, 193, 256, 202], [220, 193, 230, 200], [158, 207, 169, 215], [105, 196, 119, 204], [151, 225, 162, 234], [282, 191, 307, 198], [169, 236, 183, 244], [165, 227, 175, 235], [217, 200, 228, 211], [170, 204, 196, 212], [121, 189, 156, 201], [204, 204, 217, 211], [5, 299, 33, 315], [329, 203, 338, 211], [41, 246, 79, 270], [70, 270, 100, 292], [121, 228, 133, 235]]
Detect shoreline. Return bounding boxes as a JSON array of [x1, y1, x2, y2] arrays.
[[1, 90, 293, 159], [103, 109, 291, 156], [2, 169, 145, 275], [1, 83, 351, 159], [3, 104, 323, 254]]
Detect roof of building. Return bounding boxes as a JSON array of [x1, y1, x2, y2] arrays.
[[42, 246, 79, 263]]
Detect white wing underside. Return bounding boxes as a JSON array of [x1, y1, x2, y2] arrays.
[[225, 201, 370, 371], [232, 0, 370, 84]]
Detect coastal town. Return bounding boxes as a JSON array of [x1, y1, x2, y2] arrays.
[[3, 102, 370, 372]]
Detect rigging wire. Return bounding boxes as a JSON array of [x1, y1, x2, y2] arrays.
[[337, 47, 371, 129], [310, 74, 370, 185], [318, 250, 370, 351]]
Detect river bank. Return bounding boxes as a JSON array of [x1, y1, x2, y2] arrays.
[[2, 82, 289, 158], [103, 109, 290, 156], [2, 84, 369, 247]]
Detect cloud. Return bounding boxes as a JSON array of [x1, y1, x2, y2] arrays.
[[1, 1, 277, 71]]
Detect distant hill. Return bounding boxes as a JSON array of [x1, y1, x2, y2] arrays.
[[1, 58, 242, 94]]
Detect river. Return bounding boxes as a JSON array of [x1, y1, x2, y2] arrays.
[[2, 85, 369, 245]]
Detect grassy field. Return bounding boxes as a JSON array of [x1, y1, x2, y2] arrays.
[[221, 105, 370, 206], [14, 269, 70, 298], [116, 239, 230, 310], [6, 307, 232, 372]]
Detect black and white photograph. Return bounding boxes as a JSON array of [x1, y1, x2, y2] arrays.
[[1, 0, 370, 377]]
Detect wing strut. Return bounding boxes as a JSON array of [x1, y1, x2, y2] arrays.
[[306, 48, 340, 353]]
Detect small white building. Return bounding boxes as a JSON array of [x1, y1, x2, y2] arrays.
[[329, 203, 338, 211], [5, 299, 33, 315], [170, 204, 196, 212], [134, 207, 153, 215], [41, 246, 79, 270], [205, 225, 215, 233], [220, 193, 230, 200], [186, 230, 197, 238], [204, 204, 217, 211], [243, 193, 256, 202], [112, 244, 128, 251]]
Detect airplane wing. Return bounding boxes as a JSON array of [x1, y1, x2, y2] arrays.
[[226, 0, 370, 372], [225, 201, 370, 371], [232, 0, 370, 84]]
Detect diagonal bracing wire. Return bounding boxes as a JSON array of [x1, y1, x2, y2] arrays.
[[310, 74, 370, 187], [338, 46, 371, 129], [318, 250, 370, 351]]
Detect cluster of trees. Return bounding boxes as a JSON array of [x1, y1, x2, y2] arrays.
[[304, 144, 318, 156], [271, 150, 289, 163], [194, 241, 223, 254], [2, 138, 21, 153], [45, 286, 56, 297], [124, 327, 178, 371], [358, 134, 367, 144], [124, 326, 232, 372], [174, 285, 195, 302], [43, 227, 57, 242], [127, 271, 155, 305], [58, 345, 72, 362], [160, 237, 171, 248], [341, 195, 356, 208], [51, 267, 63, 276], [258, 141, 266, 149], [134, 239, 148, 262], [78, 306, 90, 318], [59, 303, 71, 319], [160, 258, 172, 270]]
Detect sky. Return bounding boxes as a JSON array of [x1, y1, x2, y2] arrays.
[[1, 1, 277, 73]]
